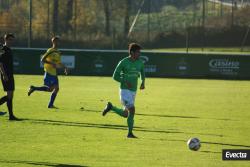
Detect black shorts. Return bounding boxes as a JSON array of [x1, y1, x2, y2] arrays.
[[1, 75, 15, 91]]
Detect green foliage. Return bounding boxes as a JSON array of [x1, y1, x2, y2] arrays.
[[0, 0, 250, 48]]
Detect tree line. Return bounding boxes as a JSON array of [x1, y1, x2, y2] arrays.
[[0, 0, 249, 49]]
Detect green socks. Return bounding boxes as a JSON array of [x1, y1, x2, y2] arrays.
[[111, 105, 134, 134], [127, 112, 134, 134], [111, 106, 126, 117]]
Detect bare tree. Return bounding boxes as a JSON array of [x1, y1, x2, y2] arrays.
[[0, 0, 10, 10], [103, 0, 111, 36], [52, 0, 59, 34], [124, 0, 131, 37], [66, 0, 74, 32]]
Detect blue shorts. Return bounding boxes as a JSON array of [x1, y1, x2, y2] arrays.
[[44, 72, 58, 87]]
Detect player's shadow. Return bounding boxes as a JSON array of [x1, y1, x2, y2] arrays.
[[137, 113, 200, 119], [81, 109, 236, 121], [0, 111, 7, 116], [0, 160, 87, 167], [202, 141, 250, 148], [200, 150, 221, 154], [21, 118, 224, 137], [81, 108, 200, 119], [137, 113, 236, 121], [164, 139, 250, 148], [22, 118, 183, 135]]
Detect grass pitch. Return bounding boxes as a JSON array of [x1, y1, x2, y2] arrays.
[[0, 75, 250, 167]]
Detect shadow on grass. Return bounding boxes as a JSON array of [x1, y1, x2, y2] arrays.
[[163, 139, 250, 148], [136, 113, 200, 119], [80, 108, 200, 119], [0, 111, 7, 116], [199, 150, 221, 154], [21, 118, 224, 137], [0, 160, 87, 167], [80, 108, 237, 121], [202, 141, 250, 148], [22, 118, 183, 135]]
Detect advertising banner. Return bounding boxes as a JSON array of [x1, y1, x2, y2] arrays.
[[12, 48, 250, 79]]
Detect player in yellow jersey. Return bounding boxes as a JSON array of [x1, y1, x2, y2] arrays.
[[28, 36, 68, 108]]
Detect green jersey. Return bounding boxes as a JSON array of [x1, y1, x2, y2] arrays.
[[113, 57, 145, 92]]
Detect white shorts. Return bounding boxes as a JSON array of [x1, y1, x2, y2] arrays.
[[120, 89, 136, 108]]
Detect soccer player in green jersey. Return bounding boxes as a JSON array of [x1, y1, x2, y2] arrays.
[[102, 43, 145, 138]]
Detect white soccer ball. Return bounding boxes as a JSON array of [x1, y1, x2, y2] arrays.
[[187, 138, 201, 151]]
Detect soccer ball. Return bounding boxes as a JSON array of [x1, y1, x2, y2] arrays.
[[187, 138, 201, 151]]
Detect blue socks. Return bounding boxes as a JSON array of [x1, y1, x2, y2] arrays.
[[33, 86, 49, 91], [48, 92, 57, 107]]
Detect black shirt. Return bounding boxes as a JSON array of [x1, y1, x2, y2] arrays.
[[0, 45, 13, 76]]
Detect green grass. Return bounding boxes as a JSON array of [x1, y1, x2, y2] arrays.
[[0, 75, 250, 167]]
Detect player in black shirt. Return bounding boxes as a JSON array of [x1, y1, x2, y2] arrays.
[[0, 33, 18, 120]]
